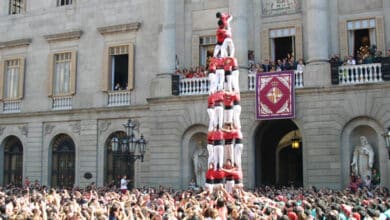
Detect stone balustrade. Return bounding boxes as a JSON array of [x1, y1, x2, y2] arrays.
[[248, 70, 304, 91], [338, 63, 383, 85], [108, 90, 131, 106], [52, 96, 73, 110], [179, 77, 209, 96], [3, 100, 22, 113]]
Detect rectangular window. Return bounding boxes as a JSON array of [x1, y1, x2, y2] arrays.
[[0, 57, 25, 100], [9, 0, 25, 15], [199, 36, 216, 67], [57, 0, 72, 6], [48, 51, 77, 97], [102, 44, 134, 91]]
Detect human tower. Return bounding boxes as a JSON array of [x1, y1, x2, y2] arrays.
[[205, 12, 243, 193]]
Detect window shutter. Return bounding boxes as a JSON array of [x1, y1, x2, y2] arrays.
[[261, 29, 270, 61], [48, 53, 54, 97], [101, 46, 109, 92], [339, 20, 348, 59], [17, 57, 25, 99], [0, 60, 4, 100], [127, 43, 134, 90], [192, 35, 199, 66], [70, 50, 77, 95], [375, 16, 385, 53]]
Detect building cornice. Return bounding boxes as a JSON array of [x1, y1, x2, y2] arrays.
[[0, 38, 32, 49], [43, 30, 83, 42], [97, 22, 141, 35]]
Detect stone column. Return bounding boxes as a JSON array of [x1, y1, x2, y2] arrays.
[[229, 0, 249, 91], [304, 0, 331, 87], [151, 0, 176, 97]]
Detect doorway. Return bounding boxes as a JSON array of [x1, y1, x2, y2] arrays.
[[254, 119, 303, 187]]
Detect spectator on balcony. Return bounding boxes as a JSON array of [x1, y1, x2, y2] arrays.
[[262, 59, 271, 72], [296, 59, 305, 72], [346, 56, 356, 65], [330, 54, 342, 66], [114, 82, 121, 90], [249, 64, 257, 75]]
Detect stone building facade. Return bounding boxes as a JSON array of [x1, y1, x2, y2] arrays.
[[0, 0, 389, 189]]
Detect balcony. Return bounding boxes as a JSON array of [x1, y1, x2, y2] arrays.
[[3, 100, 22, 113], [179, 77, 209, 96], [52, 96, 72, 110], [338, 63, 383, 85], [108, 90, 131, 106], [248, 70, 304, 91]]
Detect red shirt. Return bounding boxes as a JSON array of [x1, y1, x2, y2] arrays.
[[212, 130, 224, 141], [223, 130, 235, 140], [208, 57, 217, 72], [213, 90, 224, 104], [224, 57, 234, 71], [232, 130, 243, 140], [208, 95, 214, 108], [216, 57, 225, 69], [233, 92, 240, 105], [232, 170, 242, 180], [216, 27, 226, 44], [206, 169, 215, 180], [213, 170, 226, 180], [223, 92, 234, 107]]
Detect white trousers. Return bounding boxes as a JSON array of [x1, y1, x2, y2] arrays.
[[234, 143, 243, 168], [225, 180, 235, 194], [221, 38, 235, 57], [232, 69, 239, 92], [207, 108, 215, 131], [214, 106, 224, 129], [224, 108, 233, 124], [207, 144, 214, 166], [224, 73, 233, 92], [216, 69, 225, 91], [208, 73, 217, 94], [224, 144, 234, 163], [233, 105, 241, 129], [213, 144, 224, 170], [213, 44, 225, 58]]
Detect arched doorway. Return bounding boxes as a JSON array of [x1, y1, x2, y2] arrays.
[[2, 136, 23, 186], [104, 131, 135, 189], [255, 119, 302, 187], [50, 134, 75, 188]]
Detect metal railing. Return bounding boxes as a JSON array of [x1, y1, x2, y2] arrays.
[[52, 96, 72, 110], [3, 100, 21, 113]]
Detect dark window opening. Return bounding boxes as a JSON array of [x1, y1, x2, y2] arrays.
[[111, 54, 129, 91], [354, 29, 370, 59], [274, 36, 294, 62], [51, 134, 75, 188]]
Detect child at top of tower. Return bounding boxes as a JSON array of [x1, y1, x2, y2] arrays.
[[216, 12, 233, 29]]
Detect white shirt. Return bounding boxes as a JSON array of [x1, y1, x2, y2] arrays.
[[120, 178, 128, 190]]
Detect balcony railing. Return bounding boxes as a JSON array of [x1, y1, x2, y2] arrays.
[[338, 63, 383, 85], [3, 100, 22, 113], [248, 70, 304, 91], [52, 96, 73, 110], [179, 77, 209, 96], [108, 90, 131, 106]]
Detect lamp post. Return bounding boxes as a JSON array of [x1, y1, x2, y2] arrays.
[[383, 127, 390, 159], [111, 119, 147, 188], [111, 119, 147, 162]]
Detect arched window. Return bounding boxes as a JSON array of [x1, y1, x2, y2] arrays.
[[3, 136, 23, 186], [51, 134, 75, 188], [105, 131, 135, 189]]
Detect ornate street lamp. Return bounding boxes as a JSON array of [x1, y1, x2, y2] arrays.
[[291, 131, 300, 149], [111, 118, 147, 162], [382, 127, 390, 159]]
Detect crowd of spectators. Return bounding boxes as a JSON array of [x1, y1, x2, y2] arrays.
[[248, 54, 305, 75], [0, 179, 389, 220], [175, 66, 207, 79], [329, 45, 387, 67]]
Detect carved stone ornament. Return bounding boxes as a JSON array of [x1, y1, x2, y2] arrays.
[[99, 121, 111, 135], [45, 124, 56, 135], [69, 121, 81, 135], [18, 125, 28, 137]]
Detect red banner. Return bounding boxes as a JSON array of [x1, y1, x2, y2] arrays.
[[256, 71, 295, 120]]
